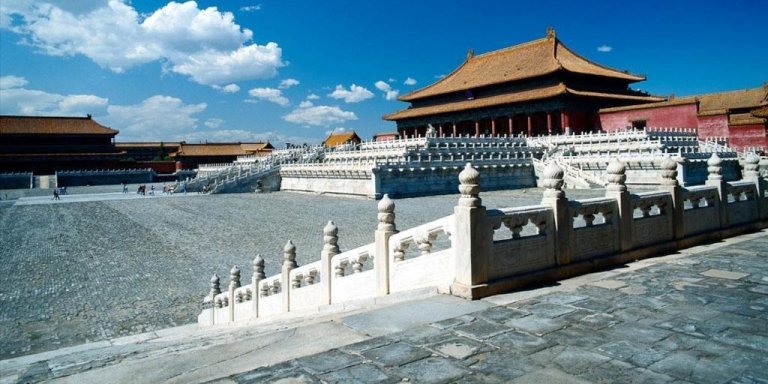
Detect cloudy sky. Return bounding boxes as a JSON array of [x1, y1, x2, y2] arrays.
[[1, 1, 766, 145]]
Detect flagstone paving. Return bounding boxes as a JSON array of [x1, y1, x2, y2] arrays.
[[1, 230, 766, 383], [224, 232, 768, 384]]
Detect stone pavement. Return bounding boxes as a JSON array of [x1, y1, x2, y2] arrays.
[[0, 188, 604, 359], [2, 230, 766, 384]]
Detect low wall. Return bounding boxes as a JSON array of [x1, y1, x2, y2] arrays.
[[280, 162, 535, 199], [198, 154, 768, 327], [375, 163, 535, 199], [563, 157, 740, 186], [0, 173, 32, 189], [56, 169, 153, 187], [280, 173, 374, 197]]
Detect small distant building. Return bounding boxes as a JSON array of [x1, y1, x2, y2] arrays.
[[384, 28, 662, 138], [323, 131, 362, 148], [170, 142, 274, 169], [373, 131, 400, 142], [599, 85, 768, 151], [114, 142, 183, 162], [0, 115, 124, 174]]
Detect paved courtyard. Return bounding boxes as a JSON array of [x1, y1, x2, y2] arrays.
[[1, 227, 765, 383], [227, 232, 768, 384], [0, 187, 604, 359]]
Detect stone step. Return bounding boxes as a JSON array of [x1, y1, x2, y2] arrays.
[[2, 288, 489, 383]]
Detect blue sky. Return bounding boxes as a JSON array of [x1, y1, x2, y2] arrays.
[[1, 1, 766, 146]]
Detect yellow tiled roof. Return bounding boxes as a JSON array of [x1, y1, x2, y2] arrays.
[[172, 142, 273, 157], [324, 132, 361, 147], [599, 97, 696, 113], [399, 32, 644, 102], [384, 83, 663, 120], [599, 86, 768, 115], [729, 113, 766, 126], [0, 115, 118, 135], [752, 105, 768, 118], [697, 86, 768, 113], [115, 142, 183, 148]]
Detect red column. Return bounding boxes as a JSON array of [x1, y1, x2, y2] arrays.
[[509, 116, 514, 136], [438, 123, 444, 137], [452, 122, 457, 137], [491, 119, 497, 137], [561, 111, 570, 133], [547, 112, 553, 135], [475, 121, 480, 137], [527, 115, 533, 137]]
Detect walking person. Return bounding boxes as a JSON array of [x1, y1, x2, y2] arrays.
[[52, 189, 60, 200]]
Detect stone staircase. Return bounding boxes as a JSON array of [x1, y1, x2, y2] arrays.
[[178, 147, 324, 194]]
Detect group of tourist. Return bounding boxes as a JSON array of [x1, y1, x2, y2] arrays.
[[51, 186, 66, 200], [121, 182, 176, 196]]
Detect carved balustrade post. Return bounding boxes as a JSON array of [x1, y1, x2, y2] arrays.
[[705, 153, 728, 228], [540, 161, 571, 265], [208, 273, 221, 325], [252, 255, 265, 318], [375, 194, 397, 296], [228, 265, 240, 322], [742, 153, 766, 219], [282, 240, 298, 312], [659, 156, 684, 239], [320, 221, 340, 305], [605, 158, 632, 251], [451, 163, 492, 299]]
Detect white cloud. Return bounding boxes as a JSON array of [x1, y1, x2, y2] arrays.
[[213, 83, 240, 93], [204, 118, 224, 128], [328, 84, 374, 103], [247, 87, 289, 106], [597, 45, 613, 52], [404, 77, 417, 85], [326, 127, 348, 135], [1, 1, 285, 86], [0, 77, 109, 116], [279, 78, 299, 89], [298, 100, 313, 108], [306, 93, 320, 100], [283, 104, 357, 127], [171, 43, 283, 85], [58, 94, 109, 113], [239, 5, 261, 12], [179, 129, 319, 147], [104, 95, 206, 140], [374, 80, 399, 101], [0, 75, 28, 89]]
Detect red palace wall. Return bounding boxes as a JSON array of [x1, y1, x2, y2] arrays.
[[727, 125, 768, 151], [697, 115, 730, 138], [599, 103, 699, 132]]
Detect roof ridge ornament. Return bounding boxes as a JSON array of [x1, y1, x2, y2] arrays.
[[547, 27, 556, 39], [466, 48, 474, 60]]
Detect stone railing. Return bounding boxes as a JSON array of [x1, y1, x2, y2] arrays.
[[527, 129, 649, 147], [565, 139, 662, 155], [645, 127, 698, 136], [199, 152, 768, 326]]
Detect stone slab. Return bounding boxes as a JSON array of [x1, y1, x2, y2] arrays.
[[341, 295, 492, 337], [700, 269, 749, 280]]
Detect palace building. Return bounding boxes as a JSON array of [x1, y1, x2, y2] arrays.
[[600, 85, 768, 151], [0, 115, 124, 174], [170, 142, 274, 169], [384, 29, 663, 138]]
